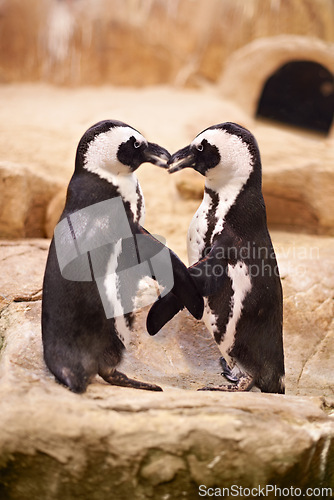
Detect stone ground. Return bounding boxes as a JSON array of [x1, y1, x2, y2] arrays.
[[0, 85, 333, 497], [0, 239, 334, 498]]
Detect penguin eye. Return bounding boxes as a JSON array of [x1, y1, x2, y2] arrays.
[[134, 141, 141, 149], [197, 143, 204, 152]]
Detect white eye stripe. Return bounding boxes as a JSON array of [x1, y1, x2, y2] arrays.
[[83, 126, 146, 181]]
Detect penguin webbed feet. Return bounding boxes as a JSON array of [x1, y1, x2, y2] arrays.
[[198, 357, 255, 392], [100, 369, 163, 391], [198, 376, 254, 392], [220, 356, 239, 383]]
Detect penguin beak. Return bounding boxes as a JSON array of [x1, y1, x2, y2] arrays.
[[143, 142, 171, 169], [167, 146, 196, 173]]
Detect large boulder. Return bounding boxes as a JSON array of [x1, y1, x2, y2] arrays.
[[220, 35, 334, 126], [0, 162, 62, 238], [0, 236, 333, 498], [275, 232, 334, 395]]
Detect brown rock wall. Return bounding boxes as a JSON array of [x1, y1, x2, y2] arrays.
[[0, 0, 333, 86], [0, 162, 62, 238]]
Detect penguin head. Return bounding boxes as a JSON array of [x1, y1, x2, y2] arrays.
[[76, 120, 170, 177], [168, 122, 260, 186]]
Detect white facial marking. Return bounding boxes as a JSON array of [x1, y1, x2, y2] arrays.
[[219, 261, 252, 364], [84, 126, 146, 223], [192, 128, 253, 186], [84, 126, 147, 179]]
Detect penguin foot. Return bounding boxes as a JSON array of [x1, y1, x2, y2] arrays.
[[198, 374, 254, 392], [219, 357, 239, 383], [101, 370, 163, 391]]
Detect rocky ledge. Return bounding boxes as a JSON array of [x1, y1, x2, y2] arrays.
[[0, 237, 333, 498]]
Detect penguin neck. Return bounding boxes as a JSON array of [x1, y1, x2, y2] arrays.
[[204, 175, 248, 219], [204, 158, 261, 207], [80, 165, 145, 225], [112, 173, 145, 226]]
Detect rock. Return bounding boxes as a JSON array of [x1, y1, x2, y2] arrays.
[[275, 232, 334, 396], [0, 236, 333, 497], [260, 129, 334, 236], [0, 240, 49, 313], [1, 84, 333, 238], [173, 169, 204, 201], [1, 384, 333, 499], [0, 162, 63, 238], [140, 454, 186, 486], [220, 35, 334, 128]]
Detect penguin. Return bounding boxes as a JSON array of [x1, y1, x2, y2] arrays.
[[147, 122, 285, 394], [42, 120, 204, 393]]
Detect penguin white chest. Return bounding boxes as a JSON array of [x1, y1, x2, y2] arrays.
[[118, 175, 145, 225], [214, 261, 252, 365], [98, 176, 145, 348], [187, 196, 211, 266]]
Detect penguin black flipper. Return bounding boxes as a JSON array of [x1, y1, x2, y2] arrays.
[[169, 248, 204, 319], [147, 291, 183, 335], [146, 241, 228, 335], [134, 225, 204, 321], [188, 241, 230, 296]]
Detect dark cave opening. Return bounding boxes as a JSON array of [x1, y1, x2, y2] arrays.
[[256, 60, 334, 134]]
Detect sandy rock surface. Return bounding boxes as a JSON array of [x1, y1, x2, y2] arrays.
[[0, 236, 333, 496], [1, 234, 333, 396]]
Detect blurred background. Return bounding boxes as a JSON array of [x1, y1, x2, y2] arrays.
[[0, 0, 333, 248], [1, 0, 333, 90]]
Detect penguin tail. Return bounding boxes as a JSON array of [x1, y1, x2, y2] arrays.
[[257, 373, 285, 395], [50, 365, 90, 394]]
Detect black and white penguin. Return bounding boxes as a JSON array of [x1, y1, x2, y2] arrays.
[[147, 122, 284, 394], [42, 120, 204, 393]]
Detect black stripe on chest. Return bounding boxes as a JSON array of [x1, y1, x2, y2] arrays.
[[203, 187, 220, 250], [136, 181, 143, 223]]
